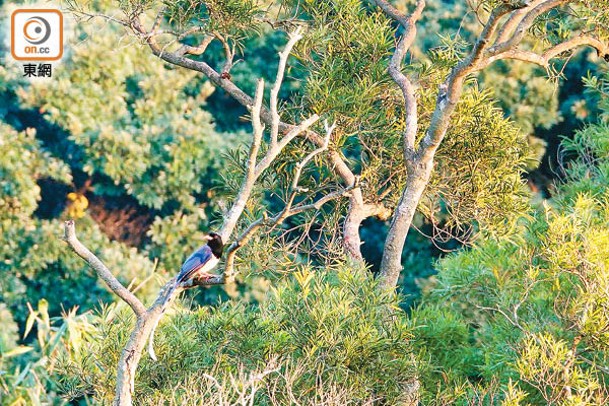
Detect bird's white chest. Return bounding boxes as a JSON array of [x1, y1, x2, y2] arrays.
[[197, 255, 219, 275]]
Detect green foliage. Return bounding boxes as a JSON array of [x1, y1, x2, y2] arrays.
[[0, 0, 234, 334], [16, 15, 231, 210], [0, 300, 98, 404], [422, 87, 532, 234], [55, 267, 416, 404], [583, 70, 609, 122], [0, 303, 19, 355], [163, 0, 262, 35], [0, 124, 71, 220], [0, 124, 157, 321], [411, 115, 609, 404]]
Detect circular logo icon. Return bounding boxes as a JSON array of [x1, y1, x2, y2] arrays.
[[23, 16, 51, 45]]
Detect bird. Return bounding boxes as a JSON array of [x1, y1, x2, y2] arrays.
[[175, 232, 224, 286], [148, 232, 224, 361]]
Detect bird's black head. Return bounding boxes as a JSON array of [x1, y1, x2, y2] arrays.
[[206, 232, 224, 258]]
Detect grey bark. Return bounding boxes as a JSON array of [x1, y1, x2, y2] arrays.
[[373, 0, 607, 289], [378, 162, 432, 289]]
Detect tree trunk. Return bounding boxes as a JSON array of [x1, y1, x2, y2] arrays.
[[113, 286, 172, 405], [378, 161, 432, 289], [113, 312, 160, 405], [114, 317, 145, 405], [343, 190, 366, 261]]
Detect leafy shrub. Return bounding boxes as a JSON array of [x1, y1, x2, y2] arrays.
[[56, 265, 417, 404], [411, 113, 609, 404]]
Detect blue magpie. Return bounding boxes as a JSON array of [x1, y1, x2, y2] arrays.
[[175, 232, 224, 285], [148, 232, 224, 361]]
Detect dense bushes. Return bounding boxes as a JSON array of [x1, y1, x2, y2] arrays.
[[55, 265, 417, 404], [411, 112, 609, 404]]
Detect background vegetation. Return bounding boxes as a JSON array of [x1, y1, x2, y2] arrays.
[[1, 0, 608, 404]]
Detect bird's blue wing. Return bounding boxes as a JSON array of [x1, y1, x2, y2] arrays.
[[176, 244, 213, 284]]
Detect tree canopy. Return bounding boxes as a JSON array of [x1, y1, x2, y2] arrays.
[[1, 0, 608, 404]]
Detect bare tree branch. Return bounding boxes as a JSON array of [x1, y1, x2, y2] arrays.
[[493, 0, 546, 45], [63, 220, 147, 318], [482, 34, 609, 68], [371, 0, 425, 158], [223, 121, 338, 279], [453, 4, 517, 75], [134, 18, 394, 262], [488, 0, 569, 55], [175, 34, 214, 56], [346, 0, 427, 264], [63, 221, 179, 405], [217, 29, 316, 243], [270, 28, 304, 147], [131, 23, 344, 183], [150, 7, 165, 33], [214, 31, 236, 74], [413, 4, 515, 163], [220, 80, 267, 243], [69, 8, 130, 27], [369, 0, 411, 27]]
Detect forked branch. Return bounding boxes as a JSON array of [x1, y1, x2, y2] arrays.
[[224, 121, 340, 279], [376, 0, 606, 289], [62, 27, 328, 406], [64, 220, 146, 318]]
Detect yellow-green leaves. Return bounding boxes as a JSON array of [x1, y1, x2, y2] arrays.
[[412, 118, 609, 403]]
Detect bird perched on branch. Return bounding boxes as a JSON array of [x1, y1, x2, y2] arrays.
[[175, 232, 224, 285], [148, 232, 224, 361]]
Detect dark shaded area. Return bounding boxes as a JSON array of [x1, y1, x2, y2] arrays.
[[88, 194, 155, 247], [34, 178, 71, 219], [525, 51, 605, 196], [206, 87, 250, 133]]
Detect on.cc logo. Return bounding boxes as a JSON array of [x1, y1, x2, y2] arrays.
[[11, 9, 63, 61], [23, 16, 52, 45]]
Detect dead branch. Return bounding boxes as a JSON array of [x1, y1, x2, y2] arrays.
[[223, 121, 341, 279], [62, 27, 327, 405], [64, 220, 146, 318]]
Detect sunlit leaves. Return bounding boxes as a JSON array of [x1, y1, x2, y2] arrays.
[[66, 192, 89, 219], [55, 266, 417, 404], [412, 116, 609, 403]]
